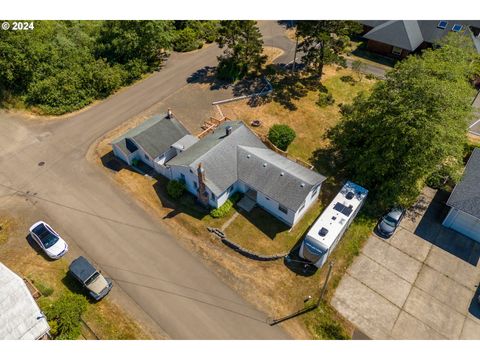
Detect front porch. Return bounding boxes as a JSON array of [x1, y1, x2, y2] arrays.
[[237, 189, 257, 212]]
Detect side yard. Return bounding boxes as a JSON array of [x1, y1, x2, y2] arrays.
[[0, 206, 156, 340], [91, 64, 379, 339]]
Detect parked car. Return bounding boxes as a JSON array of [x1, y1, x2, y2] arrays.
[[69, 256, 113, 301], [376, 207, 406, 238], [29, 221, 68, 259]]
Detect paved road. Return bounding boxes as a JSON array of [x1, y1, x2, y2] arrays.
[[0, 40, 288, 339]]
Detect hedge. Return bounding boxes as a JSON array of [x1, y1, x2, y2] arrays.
[[210, 192, 241, 218]]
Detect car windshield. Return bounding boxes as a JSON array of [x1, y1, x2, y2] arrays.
[[85, 272, 100, 286], [33, 224, 59, 248], [383, 215, 398, 227]]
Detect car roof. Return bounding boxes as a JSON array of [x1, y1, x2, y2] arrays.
[[69, 256, 97, 282], [387, 208, 404, 219], [31, 223, 51, 238]]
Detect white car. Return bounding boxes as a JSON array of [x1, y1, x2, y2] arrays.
[[29, 221, 68, 259]]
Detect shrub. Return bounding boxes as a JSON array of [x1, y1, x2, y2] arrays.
[[316, 91, 335, 107], [268, 124, 296, 151], [340, 75, 355, 85], [173, 28, 203, 52], [210, 193, 241, 218], [365, 73, 378, 80], [314, 320, 349, 340], [44, 293, 88, 340], [167, 179, 186, 199]]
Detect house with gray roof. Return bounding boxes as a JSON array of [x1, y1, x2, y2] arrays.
[[359, 20, 480, 59], [0, 262, 50, 340], [112, 114, 326, 226], [167, 121, 326, 226], [443, 148, 480, 242], [112, 111, 197, 177]]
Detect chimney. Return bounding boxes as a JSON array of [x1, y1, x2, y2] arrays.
[[197, 163, 209, 207], [225, 126, 232, 136], [167, 108, 173, 119]]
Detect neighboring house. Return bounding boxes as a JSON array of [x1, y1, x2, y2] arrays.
[[112, 116, 326, 227], [358, 20, 480, 59], [111, 111, 198, 177], [167, 121, 326, 227], [0, 262, 50, 340], [443, 148, 480, 243]]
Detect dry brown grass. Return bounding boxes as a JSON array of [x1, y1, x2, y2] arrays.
[[262, 46, 284, 65], [221, 66, 376, 162], [0, 217, 13, 245]]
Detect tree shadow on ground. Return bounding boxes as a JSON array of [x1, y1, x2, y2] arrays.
[[266, 69, 323, 111], [186, 66, 232, 91], [152, 176, 210, 221], [25, 234, 58, 262], [232, 204, 290, 240]]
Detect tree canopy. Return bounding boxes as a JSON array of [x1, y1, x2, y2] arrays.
[[296, 21, 361, 79], [327, 33, 478, 210], [215, 20, 266, 81], [0, 20, 218, 115]]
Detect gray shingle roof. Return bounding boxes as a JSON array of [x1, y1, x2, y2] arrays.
[[166, 121, 326, 211], [112, 113, 190, 159], [167, 121, 267, 195], [362, 20, 480, 53], [364, 20, 424, 51], [237, 146, 326, 211], [446, 148, 480, 219]]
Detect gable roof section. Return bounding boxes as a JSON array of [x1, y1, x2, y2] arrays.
[[362, 20, 480, 53], [0, 262, 50, 340], [112, 113, 190, 159], [237, 146, 326, 211], [446, 148, 480, 219], [167, 121, 327, 210], [167, 121, 267, 195], [364, 20, 424, 51]]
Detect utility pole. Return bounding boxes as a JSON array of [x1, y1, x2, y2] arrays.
[[269, 261, 335, 326], [316, 261, 334, 307]]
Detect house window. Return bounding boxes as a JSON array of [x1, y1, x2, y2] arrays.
[[193, 181, 198, 189], [311, 184, 320, 198], [278, 204, 288, 214], [392, 46, 402, 56], [180, 173, 186, 183]]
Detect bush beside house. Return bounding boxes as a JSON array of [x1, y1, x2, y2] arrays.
[[210, 193, 241, 218], [167, 180, 186, 199], [267, 124, 296, 151]]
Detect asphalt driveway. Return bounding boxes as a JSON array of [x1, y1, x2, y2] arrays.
[[332, 188, 480, 339]]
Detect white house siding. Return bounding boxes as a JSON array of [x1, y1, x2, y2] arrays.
[[256, 192, 295, 226], [170, 166, 200, 196], [291, 183, 322, 225], [443, 208, 480, 242], [112, 144, 131, 165]]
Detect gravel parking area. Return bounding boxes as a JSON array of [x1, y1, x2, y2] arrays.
[[332, 188, 480, 339]]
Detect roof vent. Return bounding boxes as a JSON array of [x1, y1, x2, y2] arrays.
[[167, 108, 173, 119], [300, 183, 305, 188], [263, 163, 267, 167], [280, 172, 284, 176], [226, 126, 233, 136], [247, 154, 251, 158], [319, 227, 329, 237], [346, 191, 355, 200]]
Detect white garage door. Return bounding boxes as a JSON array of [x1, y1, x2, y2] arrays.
[[446, 209, 480, 243]]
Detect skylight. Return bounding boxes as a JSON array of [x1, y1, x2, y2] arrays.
[[452, 24, 463, 32], [437, 21, 448, 29]]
